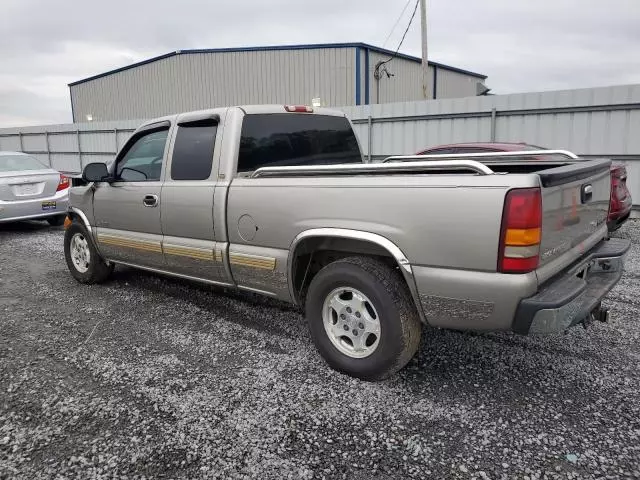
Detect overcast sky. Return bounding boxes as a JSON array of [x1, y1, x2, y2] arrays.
[[1, 0, 639, 127]]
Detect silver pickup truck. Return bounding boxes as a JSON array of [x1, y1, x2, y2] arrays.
[[63, 104, 630, 381]]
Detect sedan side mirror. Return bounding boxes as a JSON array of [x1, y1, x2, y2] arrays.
[[82, 162, 111, 182]]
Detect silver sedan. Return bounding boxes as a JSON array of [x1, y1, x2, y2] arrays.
[[0, 151, 70, 225]]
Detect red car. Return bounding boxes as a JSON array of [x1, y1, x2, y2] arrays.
[[416, 142, 632, 232]]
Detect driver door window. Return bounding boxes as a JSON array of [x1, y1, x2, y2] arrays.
[[92, 126, 169, 269], [116, 130, 169, 182]]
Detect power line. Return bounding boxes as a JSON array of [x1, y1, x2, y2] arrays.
[[375, 0, 420, 75], [382, 0, 412, 49]]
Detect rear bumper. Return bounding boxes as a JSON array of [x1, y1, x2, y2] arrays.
[[0, 189, 69, 223], [513, 237, 630, 334]]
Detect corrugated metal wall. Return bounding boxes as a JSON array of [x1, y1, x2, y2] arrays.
[[363, 50, 484, 104], [367, 50, 423, 104], [435, 67, 482, 100], [342, 84, 640, 206], [69, 47, 485, 121], [70, 48, 357, 122], [341, 84, 640, 157], [4, 84, 639, 205]]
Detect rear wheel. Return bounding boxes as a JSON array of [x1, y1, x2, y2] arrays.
[[47, 215, 65, 227], [305, 256, 422, 381], [64, 223, 114, 284]]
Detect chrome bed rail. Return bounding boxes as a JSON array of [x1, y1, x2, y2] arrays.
[[249, 150, 581, 178], [250, 159, 494, 178], [383, 149, 579, 163]]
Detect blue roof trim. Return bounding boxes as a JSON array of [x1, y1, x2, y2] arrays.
[[355, 47, 361, 106], [433, 65, 438, 100], [364, 48, 370, 105], [68, 42, 487, 87]]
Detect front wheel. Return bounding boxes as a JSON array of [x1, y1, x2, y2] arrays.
[[305, 256, 422, 381], [64, 223, 114, 284]]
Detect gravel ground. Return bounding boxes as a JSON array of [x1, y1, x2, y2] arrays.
[[0, 221, 639, 480]]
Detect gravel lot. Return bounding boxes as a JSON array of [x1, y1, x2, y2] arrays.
[[1, 221, 639, 480]]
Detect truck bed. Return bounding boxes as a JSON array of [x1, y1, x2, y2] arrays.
[[240, 152, 611, 283]]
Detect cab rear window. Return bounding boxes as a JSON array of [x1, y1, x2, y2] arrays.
[[238, 114, 362, 173]]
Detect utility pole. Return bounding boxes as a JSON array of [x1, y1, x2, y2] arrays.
[[420, 0, 429, 99]]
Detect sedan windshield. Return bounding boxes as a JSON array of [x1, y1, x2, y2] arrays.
[[0, 155, 47, 172]]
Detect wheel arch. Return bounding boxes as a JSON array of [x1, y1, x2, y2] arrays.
[[287, 228, 426, 323], [67, 207, 92, 231]]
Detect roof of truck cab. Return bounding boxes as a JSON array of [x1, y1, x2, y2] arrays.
[[134, 105, 347, 130], [239, 105, 345, 116]]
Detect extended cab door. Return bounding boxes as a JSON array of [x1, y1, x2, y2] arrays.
[[160, 111, 231, 284], [92, 121, 171, 268]]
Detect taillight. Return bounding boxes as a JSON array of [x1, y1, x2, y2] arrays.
[[284, 105, 313, 113], [609, 175, 622, 213], [56, 174, 70, 191], [608, 165, 628, 218], [498, 188, 542, 273]]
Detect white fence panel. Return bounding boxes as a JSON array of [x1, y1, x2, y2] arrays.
[[1, 84, 639, 208]]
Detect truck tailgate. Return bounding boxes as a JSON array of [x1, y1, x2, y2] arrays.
[[537, 159, 612, 283]]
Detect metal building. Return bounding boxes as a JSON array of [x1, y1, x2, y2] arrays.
[[68, 43, 488, 122]]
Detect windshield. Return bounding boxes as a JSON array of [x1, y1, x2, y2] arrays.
[[0, 155, 48, 172]]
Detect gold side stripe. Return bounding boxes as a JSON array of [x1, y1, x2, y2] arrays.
[[163, 250, 213, 258], [98, 236, 163, 253], [229, 256, 272, 263], [99, 239, 159, 248], [98, 235, 158, 246], [163, 244, 213, 254], [232, 259, 276, 268], [99, 235, 221, 261], [229, 253, 276, 270], [164, 252, 214, 261], [163, 247, 215, 261], [163, 244, 217, 261], [98, 236, 274, 271], [99, 239, 160, 249], [100, 244, 162, 254], [98, 238, 160, 249]]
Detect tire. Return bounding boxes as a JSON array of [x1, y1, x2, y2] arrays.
[[47, 215, 66, 227], [305, 256, 422, 381], [64, 222, 114, 284]]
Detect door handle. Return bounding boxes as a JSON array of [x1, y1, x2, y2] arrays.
[[581, 184, 593, 203], [143, 194, 158, 207]]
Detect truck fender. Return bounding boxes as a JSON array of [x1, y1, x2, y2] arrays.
[[287, 228, 426, 323], [68, 207, 92, 231]]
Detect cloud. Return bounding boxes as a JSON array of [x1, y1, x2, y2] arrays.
[[1, 0, 639, 126]]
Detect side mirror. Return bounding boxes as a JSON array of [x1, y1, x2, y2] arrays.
[[82, 162, 110, 182]]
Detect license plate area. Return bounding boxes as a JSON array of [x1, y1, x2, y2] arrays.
[[41, 201, 57, 211], [573, 254, 625, 280], [14, 183, 40, 196]]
